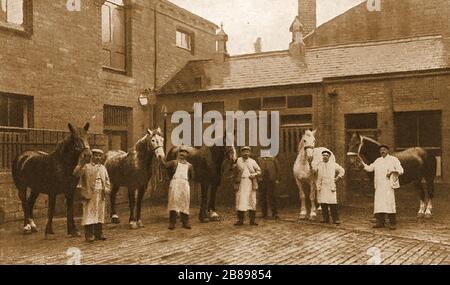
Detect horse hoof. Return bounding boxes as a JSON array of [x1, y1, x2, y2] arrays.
[[112, 216, 120, 224], [137, 220, 145, 228], [130, 222, 139, 230], [31, 227, 38, 233], [23, 229, 33, 235], [417, 213, 425, 219], [425, 214, 432, 219], [45, 234, 56, 240], [299, 214, 306, 220], [69, 231, 81, 238]]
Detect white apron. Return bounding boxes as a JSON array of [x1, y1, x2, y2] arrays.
[[364, 155, 404, 214], [235, 158, 259, 212], [168, 162, 190, 215], [82, 169, 107, 226], [315, 162, 345, 205]]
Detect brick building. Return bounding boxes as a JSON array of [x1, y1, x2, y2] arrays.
[[157, 0, 450, 205], [0, 0, 217, 223]]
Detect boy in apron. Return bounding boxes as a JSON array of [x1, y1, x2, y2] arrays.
[[160, 146, 195, 230], [74, 149, 111, 242]]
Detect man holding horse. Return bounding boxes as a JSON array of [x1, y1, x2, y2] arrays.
[[233, 146, 262, 226], [360, 145, 404, 230], [160, 146, 195, 230]]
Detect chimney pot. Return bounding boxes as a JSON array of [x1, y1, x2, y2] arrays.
[[254, 37, 262, 53]]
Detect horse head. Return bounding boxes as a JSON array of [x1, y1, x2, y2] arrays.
[[147, 127, 165, 160], [347, 132, 381, 166], [300, 129, 317, 162], [225, 145, 237, 162], [68, 123, 92, 167]]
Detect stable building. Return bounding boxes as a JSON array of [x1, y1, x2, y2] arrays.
[[157, 0, 450, 205]]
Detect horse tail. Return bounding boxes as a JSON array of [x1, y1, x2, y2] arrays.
[[12, 154, 27, 205], [422, 149, 437, 199]]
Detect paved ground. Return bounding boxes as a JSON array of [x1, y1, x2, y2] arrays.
[[2, 200, 450, 265]]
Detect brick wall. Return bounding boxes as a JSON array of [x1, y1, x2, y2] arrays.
[[306, 0, 450, 47], [0, 0, 217, 223]]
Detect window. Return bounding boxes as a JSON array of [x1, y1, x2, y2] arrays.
[[176, 30, 192, 51], [239, 98, 261, 111], [345, 113, 377, 130], [0, 0, 32, 34], [0, 93, 33, 128], [102, 0, 127, 72], [281, 114, 312, 127], [395, 111, 441, 150], [287, 95, 313, 109], [262, 97, 286, 109]]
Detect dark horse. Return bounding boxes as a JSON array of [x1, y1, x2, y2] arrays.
[[167, 143, 237, 223], [12, 123, 91, 238], [347, 133, 437, 218], [106, 128, 165, 229]]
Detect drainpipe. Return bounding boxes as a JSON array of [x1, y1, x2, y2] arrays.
[[152, 2, 158, 128]]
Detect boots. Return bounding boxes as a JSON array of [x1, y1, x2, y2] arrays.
[[94, 223, 107, 241], [84, 225, 95, 243], [168, 211, 177, 230], [249, 211, 258, 226], [388, 214, 397, 230], [373, 213, 385, 229], [234, 211, 244, 226], [181, 213, 192, 230], [330, 205, 341, 225], [321, 204, 330, 224]]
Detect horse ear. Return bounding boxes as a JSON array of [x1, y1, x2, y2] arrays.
[[68, 123, 76, 134], [155, 127, 162, 135], [83, 123, 90, 132], [147, 129, 153, 136], [312, 129, 317, 136]]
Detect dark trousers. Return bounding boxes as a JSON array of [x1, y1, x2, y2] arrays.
[[259, 179, 278, 217], [375, 213, 397, 227], [321, 204, 339, 223]]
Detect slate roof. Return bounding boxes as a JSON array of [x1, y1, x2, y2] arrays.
[[159, 35, 449, 95]]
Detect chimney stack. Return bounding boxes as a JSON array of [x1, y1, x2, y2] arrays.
[[298, 0, 316, 35], [214, 24, 229, 64], [254, 37, 262, 53], [289, 16, 306, 59]]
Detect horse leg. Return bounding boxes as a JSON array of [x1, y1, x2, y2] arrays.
[[65, 191, 80, 237], [208, 184, 220, 221], [425, 178, 435, 219], [296, 179, 307, 220], [18, 186, 32, 234], [199, 183, 209, 223], [27, 191, 39, 233], [110, 185, 120, 224], [45, 194, 57, 239], [128, 188, 138, 229], [415, 181, 426, 218], [309, 181, 317, 221], [136, 186, 146, 228]]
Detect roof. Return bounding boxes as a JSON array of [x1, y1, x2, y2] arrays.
[[159, 35, 449, 95]]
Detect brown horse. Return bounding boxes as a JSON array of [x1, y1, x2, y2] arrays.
[[166, 144, 237, 223], [12, 123, 91, 238], [106, 128, 165, 229], [347, 133, 437, 218]]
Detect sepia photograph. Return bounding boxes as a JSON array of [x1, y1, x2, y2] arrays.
[[0, 0, 449, 270]]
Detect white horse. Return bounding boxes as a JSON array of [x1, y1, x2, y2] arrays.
[[293, 130, 335, 220]]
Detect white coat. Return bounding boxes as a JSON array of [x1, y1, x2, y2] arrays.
[[313, 161, 345, 205], [234, 157, 261, 212], [363, 155, 404, 214]]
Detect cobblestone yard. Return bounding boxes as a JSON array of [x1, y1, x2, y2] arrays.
[[2, 198, 450, 265]]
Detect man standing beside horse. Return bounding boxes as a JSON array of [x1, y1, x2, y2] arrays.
[[256, 156, 281, 220], [311, 150, 345, 225], [233, 146, 262, 226], [360, 145, 404, 230]]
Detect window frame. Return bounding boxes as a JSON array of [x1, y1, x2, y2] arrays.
[[176, 28, 194, 54], [394, 110, 442, 151], [0, 0, 33, 37], [0, 92, 34, 128], [101, 0, 130, 74]]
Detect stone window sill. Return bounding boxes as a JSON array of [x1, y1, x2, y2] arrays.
[[0, 21, 32, 38]]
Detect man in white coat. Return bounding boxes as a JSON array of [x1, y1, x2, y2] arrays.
[[311, 150, 345, 225], [360, 145, 404, 230], [233, 147, 262, 226]]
